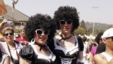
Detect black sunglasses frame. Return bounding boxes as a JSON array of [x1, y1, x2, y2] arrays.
[[3, 32, 14, 36], [60, 20, 72, 25]]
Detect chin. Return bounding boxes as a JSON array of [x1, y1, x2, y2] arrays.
[[63, 31, 70, 34], [39, 41, 46, 45]]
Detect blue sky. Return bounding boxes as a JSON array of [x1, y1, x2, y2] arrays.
[[4, 0, 113, 24]]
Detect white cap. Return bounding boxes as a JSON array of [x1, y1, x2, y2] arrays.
[[101, 28, 113, 39]]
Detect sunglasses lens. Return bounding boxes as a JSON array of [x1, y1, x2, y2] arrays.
[[67, 21, 72, 24], [60, 21, 65, 24], [36, 30, 42, 35], [60, 20, 72, 24], [44, 31, 49, 35], [4, 33, 13, 36]]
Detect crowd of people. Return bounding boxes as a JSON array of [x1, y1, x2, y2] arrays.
[[0, 5, 113, 64]]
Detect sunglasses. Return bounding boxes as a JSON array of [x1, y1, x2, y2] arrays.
[[35, 29, 49, 36], [3, 32, 14, 36], [60, 20, 72, 25]]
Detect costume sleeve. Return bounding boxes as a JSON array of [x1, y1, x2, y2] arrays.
[[19, 45, 35, 61], [77, 36, 84, 51]]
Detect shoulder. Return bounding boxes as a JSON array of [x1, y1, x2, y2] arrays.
[[0, 42, 7, 53], [76, 36, 84, 51], [0, 41, 6, 45], [94, 53, 108, 64], [76, 36, 83, 44]]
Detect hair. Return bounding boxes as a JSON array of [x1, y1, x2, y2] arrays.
[[0, 20, 14, 33], [1, 27, 14, 35], [54, 6, 79, 33], [95, 32, 103, 44], [82, 36, 87, 42], [25, 14, 56, 41]]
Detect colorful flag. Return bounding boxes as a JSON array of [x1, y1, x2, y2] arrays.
[[0, 0, 7, 16]]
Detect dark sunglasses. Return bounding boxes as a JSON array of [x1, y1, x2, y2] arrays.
[[60, 20, 72, 25], [35, 29, 49, 35], [3, 32, 14, 36]]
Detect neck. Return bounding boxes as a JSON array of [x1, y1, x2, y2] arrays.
[[35, 42, 46, 50], [105, 47, 113, 55], [7, 41, 15, 47], [61, 33, 72, 40]]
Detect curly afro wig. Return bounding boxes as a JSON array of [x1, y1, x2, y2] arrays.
[[54, 6, 79, 33], [25, 14, 56, 41]]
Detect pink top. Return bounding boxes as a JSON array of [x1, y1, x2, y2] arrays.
[[91, 46, 97, 56]]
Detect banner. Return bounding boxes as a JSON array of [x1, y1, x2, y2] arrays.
[[0, 0, 7, 16]]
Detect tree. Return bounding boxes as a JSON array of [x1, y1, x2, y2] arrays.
[[80, 20, 86, 30], [74, 27, 86, 35]]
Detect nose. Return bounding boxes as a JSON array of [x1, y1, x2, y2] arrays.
[[7, 33, 12, 36], [63, 22, 68, 26]]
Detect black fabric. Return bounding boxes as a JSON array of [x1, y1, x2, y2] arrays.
[[77, 36, 84, 51], [48, 36, 84, 64], [33, 58, 54, 64], [96, 43, 106, 54], [19, 45, 35, 61], [72, 36, 84, 64], [19, 45, 55, 64], [0, 50, 2, 62]]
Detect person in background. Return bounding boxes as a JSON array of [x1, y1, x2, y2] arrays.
[[16, 28, 28, 46], [0, 19, 14, 42], [94, 28, 113, 64], [0, 27, 22, 64], [49, 6, 84, 64], [0, 19, 8, 41], [19, 14, 56, 64], [95, 32, 105, 54]]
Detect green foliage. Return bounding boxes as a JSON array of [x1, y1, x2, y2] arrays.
[[80, 20, 86, 29], [74, 21, 112, 35], [74, 20, 87, 35], [74, 27, 87, 35]]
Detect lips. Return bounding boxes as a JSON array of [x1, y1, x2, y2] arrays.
[[63, 27, 70, 30], [39, 36, 47, 41]]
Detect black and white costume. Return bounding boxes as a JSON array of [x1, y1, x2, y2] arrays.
[[48, 35, 84, 64], [20, 42, 56, 64]]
